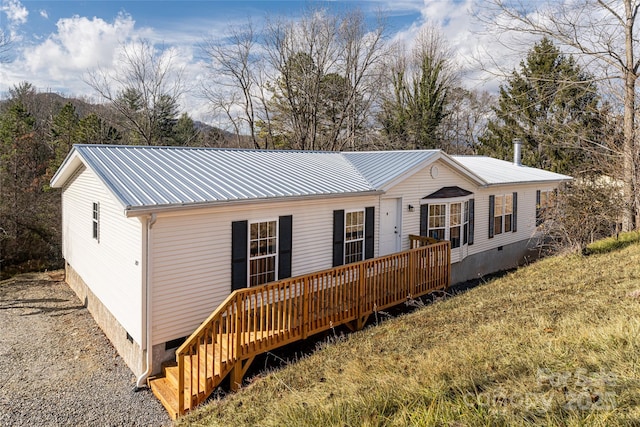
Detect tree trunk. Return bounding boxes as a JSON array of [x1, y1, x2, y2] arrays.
[[623, 0, 637, 231]]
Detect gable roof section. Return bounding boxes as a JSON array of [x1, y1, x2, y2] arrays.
[[51, 145, 376, 214], [342, 150, 487, 190], [342, 150, 440, 188], [452, 156, 572, 185]]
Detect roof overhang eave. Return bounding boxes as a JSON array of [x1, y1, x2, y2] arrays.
[[50, 148, 83, 188], [480, 177, 573, 187], [124, 190, 384, 217]]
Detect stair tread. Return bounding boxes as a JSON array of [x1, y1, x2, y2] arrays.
[[149, 377, 179, 420]]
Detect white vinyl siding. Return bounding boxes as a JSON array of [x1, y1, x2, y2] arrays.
[[61, 166, 143, 343], [384, 159, 476, 262], [150, 195, 378, 345], [470, 185, 539, 256], [384, 159, 552, 263]]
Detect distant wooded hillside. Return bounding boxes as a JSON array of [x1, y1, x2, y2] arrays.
[[0, 84, 250, 279]]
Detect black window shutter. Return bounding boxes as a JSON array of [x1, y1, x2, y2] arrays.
[[468, 198, 475, 245], [512, 192, 518, 233], [488, 195, 495, 239], [536, 190, 541, 226], [364, 206, 375, 259], [231, 220, 248, 291], [332, 210, 345, 267], [420, 204, 429, 237], [278, 215, 293, 279]]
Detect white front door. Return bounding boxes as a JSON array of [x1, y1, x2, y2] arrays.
[[379, 198, 402, 256]]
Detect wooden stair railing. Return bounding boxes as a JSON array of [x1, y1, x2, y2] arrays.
[[149, 241, 451, 419]]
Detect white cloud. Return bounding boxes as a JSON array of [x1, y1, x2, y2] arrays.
[[1, 0, 28, 25], [0, 10, 212, 121], [23, 13, 136, 77], [388, 0, 537, 93]]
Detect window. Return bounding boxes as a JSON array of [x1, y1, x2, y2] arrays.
[[504, 194, 513, 232], [493, 194, 514, 235], [426, 202, 470, 249], [92, 202, 99, 241], [428, 204, 446, 240], [249, 220, 277, 287], [332, 208, 374, 267], [537, 190, 555, 225], [493, 195, 504, 235], [449, 203, 462, 249], [232, 216, 292, 291], [489, 193, 517, 238], [344, 210, 364, 264]]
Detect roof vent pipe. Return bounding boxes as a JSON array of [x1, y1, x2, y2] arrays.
[[513, 138, 522, 166]]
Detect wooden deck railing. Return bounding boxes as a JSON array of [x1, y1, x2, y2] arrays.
[[409, 234, 441, 248], [166, 240, 450, 417]]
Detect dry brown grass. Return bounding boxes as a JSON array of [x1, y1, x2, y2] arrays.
[[178, 235, 640, 426]]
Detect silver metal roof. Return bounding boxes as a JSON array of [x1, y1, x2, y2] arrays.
[[66, 145, 376, 210], [342, 150, 440, 188], [51, 145, 571, 214], [452, 156, 572, 185]]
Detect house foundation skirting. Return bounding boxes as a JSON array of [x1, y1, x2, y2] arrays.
[[451, 238, 540, 284], [65, 262, 144, 376]]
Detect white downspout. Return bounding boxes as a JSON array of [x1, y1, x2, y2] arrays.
[[135, 213, 157, 389]]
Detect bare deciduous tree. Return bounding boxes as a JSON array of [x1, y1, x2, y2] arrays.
[[85, 40, 186, 145], [201, 8, 387, 151], [201, 22, 264, 148], [438, 88, 495, 154], [478, 0, 640, 231], [538, 178, 624, 254]]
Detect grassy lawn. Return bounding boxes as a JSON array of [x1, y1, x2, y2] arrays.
[[178, 234, 640, 426]]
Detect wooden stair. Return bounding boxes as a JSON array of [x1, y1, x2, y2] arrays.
[[148, 241, 452, 420], [149, 367, 180, 420], [149, 339, 230, 419]]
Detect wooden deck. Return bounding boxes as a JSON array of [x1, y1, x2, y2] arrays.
[[149, 238, 451, 419]]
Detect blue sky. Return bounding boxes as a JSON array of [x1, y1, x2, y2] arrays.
[[0, 0, 516, 122]]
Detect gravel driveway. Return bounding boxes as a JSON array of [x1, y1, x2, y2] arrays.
[[0, 271, 171, 427]]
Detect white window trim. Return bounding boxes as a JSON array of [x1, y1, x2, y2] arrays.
[[344, 209, 365, 264], [247, 218, 279, 287]]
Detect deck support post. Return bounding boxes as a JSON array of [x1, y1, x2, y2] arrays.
[[230, 356, 256, 392]]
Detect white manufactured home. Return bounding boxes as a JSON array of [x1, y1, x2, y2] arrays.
[[50, 144, 570, 387]]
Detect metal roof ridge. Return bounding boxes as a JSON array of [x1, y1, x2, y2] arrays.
[[341, 149, 441, 154], [338, 152, 378, 190], [74, 143, 349, 155]]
